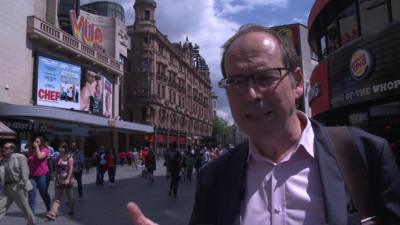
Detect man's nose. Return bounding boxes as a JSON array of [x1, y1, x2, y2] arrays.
[[244, 79, 262, 100]]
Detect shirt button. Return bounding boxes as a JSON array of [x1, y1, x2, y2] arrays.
[[274, 207, 281, 213]]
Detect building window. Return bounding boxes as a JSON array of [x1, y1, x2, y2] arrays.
[[338, 3, 359, 45], [320, 36, 327, 58], [144, 34, 151, 44], [392, 0, 400, 21], [327, 20, 340, 53], [144, 10, 150, 20], [162, 85, 166, 99], [158, 44, 163, 54], [143, 57, 152, 72], [358, 0, 389, 35]]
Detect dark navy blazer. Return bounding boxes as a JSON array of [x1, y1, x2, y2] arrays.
[[189, 120, 400, 225]]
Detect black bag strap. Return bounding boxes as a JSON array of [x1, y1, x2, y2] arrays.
[[325, 126, 374, 221]]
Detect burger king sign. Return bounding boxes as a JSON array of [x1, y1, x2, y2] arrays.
[[350, 49, 375, 80]]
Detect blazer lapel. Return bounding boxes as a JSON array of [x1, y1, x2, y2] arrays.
[[218, 142, 249, 225], [312, 121, 348, 225]]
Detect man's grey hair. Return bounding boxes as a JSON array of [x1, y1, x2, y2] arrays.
[[220, 24, 300, 78]]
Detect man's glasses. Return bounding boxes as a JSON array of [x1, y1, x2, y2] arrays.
[[218, 68, 290, 93]]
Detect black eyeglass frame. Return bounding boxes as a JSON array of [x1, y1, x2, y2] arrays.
[[218, 67, 290, 89]]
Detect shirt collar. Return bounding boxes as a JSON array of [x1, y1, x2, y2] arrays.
[[247, 110, 315, 163]]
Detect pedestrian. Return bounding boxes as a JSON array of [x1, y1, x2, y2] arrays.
[[84, 156, 91, 174], [140, 147, 149, 178], [71, 141, 84, 200], [93, 145, 107, 186], [132, 149, 139, 170], [46, 143, 74, 220], [145, 148, 156, 183], [127, 24, 400, 225], [119, 150, 126, 166], [126, 149, 133, 167], [0, 142, 36, 225], [193, 147, 202, 175], [44, 141, 54, 191], [165, 142, 181, 199], [184, 151, 194, 183], [28, 136, 51, 214], [107, 148, 117, 186]]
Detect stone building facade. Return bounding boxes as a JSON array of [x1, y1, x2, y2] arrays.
[[0, 0, 152, 154], [124, 0, 213, 149]]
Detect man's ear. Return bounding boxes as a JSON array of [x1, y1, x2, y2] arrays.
[[293, 67, 304, 99]]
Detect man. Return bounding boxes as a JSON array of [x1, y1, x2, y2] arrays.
[[165, 143, 182, 198], [71, 142, 84, 200], [127, 24, 400, 225], [0, 143, 36, 225], [94, 145, 107, 186]]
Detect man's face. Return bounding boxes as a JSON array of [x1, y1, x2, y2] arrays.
[[1, 144, 14, 158], [88, 80, 97, 96], [223, 31, 303, 139]]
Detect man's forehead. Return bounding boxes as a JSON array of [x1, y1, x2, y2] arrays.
[[228, 31, 279, 53]]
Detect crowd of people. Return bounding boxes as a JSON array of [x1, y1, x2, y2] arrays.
[[0, 137, 84, 224], [0, 136, 230, 224]]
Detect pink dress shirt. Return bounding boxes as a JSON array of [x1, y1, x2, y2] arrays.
[[28, 146, 49, 176], [241, 112, 326, 225]]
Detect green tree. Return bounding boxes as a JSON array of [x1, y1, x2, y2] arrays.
[[212, 116, 232, 146]]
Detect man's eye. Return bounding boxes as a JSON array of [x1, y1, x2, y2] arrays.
[[256, 76, 275, 85], [227, 78, 243, 85]]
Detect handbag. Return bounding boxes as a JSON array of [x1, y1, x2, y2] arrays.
[[325, 127, 379, 225], [58, 177, 77, 188]]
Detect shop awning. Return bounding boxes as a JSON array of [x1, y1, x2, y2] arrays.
[[0, 121, 17, 139], [0, 103, 153, 133]]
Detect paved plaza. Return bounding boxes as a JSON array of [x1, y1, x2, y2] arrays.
[[1, 160, 196, 225]]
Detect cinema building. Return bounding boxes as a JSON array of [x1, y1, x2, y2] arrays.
[[0, 0, 152, 154], [308, 0, 400, 148], [124, 0, 214, 150]]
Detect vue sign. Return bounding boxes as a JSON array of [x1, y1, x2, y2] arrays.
[[70, 10, 103, 50]]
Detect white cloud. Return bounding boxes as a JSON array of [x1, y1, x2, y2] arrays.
[[216, 108, 234, 124], [291, 17, 304, 23], [218, 0, 289, 15]]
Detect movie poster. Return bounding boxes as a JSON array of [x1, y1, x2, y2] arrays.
[[103, 78, 113, 118], [80, 70, 113, 117], [36, 56, 81, 110], [80, 70, 103, 114]]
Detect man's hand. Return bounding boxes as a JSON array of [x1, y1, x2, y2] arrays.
[[127, 202, 159, 225]]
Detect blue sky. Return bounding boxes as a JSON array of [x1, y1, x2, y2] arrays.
[[82, 0, 316, 124]]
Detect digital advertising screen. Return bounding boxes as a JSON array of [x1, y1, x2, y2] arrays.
[[36, 56, 81, 110]]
